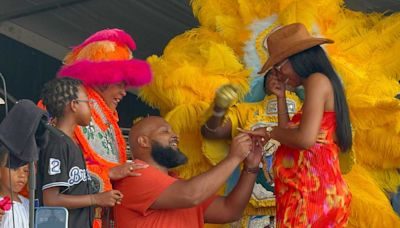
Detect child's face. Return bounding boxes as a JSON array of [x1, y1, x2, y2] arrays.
[[74, 85, 92, 126], [0, 164, 29, 194]]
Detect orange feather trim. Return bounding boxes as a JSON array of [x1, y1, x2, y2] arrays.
[[74, 87, 127, 191], [85, 87, 126, 164], [86, 163, 112, 192], [66, 42, 131, 63]]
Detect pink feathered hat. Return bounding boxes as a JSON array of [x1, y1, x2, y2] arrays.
[[58, 28, 152, 87]]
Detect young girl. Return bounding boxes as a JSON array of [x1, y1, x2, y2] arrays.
[[0, 145, 29, 228]]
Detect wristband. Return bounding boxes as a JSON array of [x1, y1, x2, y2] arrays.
[[213, 110, 226, 117], [244, 166, 259, 174], [90, 194, 95, 206], [204, 123, 218, 132]]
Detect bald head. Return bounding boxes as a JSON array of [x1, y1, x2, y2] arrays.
[[130, 116, 168, 147], [129, 116, 170, 152], [130, 116, 166, 138]]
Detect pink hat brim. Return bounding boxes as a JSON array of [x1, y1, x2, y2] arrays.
[[58, 59, 152, 87]]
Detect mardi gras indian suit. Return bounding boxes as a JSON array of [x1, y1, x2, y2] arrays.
[[139, 0, 400, 227]]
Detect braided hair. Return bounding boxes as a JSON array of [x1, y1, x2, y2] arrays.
[[41, 77, 82, 119]]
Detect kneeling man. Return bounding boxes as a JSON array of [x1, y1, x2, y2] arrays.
[[114, 116, 262, 227]]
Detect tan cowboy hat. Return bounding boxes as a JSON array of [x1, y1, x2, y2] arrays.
[[258, 23, 333, 74]]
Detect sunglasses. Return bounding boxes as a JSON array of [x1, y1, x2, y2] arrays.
[[274, 59, 288, 72], [74, 99, 94, 104]]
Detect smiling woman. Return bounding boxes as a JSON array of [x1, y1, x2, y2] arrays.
[[93, 82, 127, 112]]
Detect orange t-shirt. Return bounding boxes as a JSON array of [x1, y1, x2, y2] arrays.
[[113, 159, 216, 228]]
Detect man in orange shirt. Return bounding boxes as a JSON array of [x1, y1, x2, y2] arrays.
[[114, 116, 263, 227]]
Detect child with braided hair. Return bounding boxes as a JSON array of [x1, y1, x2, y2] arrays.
[[37, 77, 124, 228]]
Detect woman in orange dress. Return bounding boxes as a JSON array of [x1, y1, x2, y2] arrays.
[[251, 23, 352, 227]]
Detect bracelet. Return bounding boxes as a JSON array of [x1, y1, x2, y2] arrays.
[[90, 194, 95, 206], [213, 110, 226, 117], [278, 111, 288, 115], [204, 123, 218, 132], [244, 165, 259, 174]]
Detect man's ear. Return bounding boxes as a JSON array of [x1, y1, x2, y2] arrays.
[[69, 101, 78, 113], [137, 136, 151, 148]]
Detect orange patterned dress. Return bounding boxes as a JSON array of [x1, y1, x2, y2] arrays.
[[273, 112, 351, 227]]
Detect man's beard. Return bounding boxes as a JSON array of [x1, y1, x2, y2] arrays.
[[151, 141, 188, 169]]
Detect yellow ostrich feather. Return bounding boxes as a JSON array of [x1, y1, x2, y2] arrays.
[[165, 102, 209, 135], [368, 168, 400, 193], [140, 28, 250, 115], [354, 128, 400, 168], [139, 0, 400, 227], [214, 15, 250, 53], [191, 0, 240, 30], [277, 0, 320, 27], [191, 0, 249, 53], [344, 164, 400, 228], [237, 0, 276, 25], [349, 95, 400, 130], [140, 26, 250, 184]]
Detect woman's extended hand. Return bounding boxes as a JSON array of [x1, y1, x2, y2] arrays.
[[109, 162, 149, 181]]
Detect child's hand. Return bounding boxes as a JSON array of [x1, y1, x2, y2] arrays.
[[0, 208, 4, 221], [93, 190, 123, 207]]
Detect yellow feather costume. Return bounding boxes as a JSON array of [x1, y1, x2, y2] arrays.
[[139, 0, 400, 227]]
